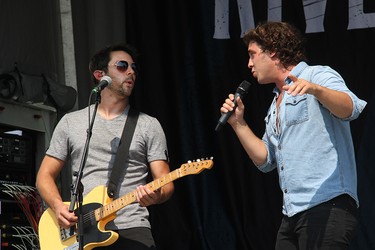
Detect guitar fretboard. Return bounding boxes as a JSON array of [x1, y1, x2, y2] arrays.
[[93, 159, 213, 221], [94, 167, 183, 221]]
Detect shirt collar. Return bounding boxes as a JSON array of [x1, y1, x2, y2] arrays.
[[285, 61, 309, 84], [272, 61, 309, 97]]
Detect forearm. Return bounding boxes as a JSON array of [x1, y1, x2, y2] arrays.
[[232, 121, 268, 166], [36, 155, 65, 212], [158, 183, 174, 204], [36, 174, 64, 211], [313, 85, 353, 118]]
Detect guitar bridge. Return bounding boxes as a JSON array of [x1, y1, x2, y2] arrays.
[[60, 225, 77, 241]]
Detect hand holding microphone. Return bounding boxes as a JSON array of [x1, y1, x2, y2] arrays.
[[215, 80, 251, 131]]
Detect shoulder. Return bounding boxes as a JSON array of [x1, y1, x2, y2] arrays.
[[137, 112, 162, 127], [56, 107, 89, 129], [300, 64, 344, 87], [62, 107, 90, 120], [303, 64, 342, 79]]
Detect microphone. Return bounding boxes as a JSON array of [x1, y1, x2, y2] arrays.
[[215, 80, 251, 131], [92, 76, 112, 93]]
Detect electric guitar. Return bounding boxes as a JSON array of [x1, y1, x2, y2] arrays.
[[38, 158, 213, 250]]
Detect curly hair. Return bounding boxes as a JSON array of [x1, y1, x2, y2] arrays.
[[243, 22, 307, 69], [88, 44, 139, 85]]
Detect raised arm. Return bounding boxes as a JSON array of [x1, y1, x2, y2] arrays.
[[284, 75, 353, 119], [220, 94, 268, 166]]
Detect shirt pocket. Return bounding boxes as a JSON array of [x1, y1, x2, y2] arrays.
[[285, 95, 308, 126]]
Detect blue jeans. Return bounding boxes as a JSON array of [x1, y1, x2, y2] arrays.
[[275, 194, 358, 250]]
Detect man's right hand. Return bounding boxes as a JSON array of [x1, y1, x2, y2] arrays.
[[54, 202, 78, 229]]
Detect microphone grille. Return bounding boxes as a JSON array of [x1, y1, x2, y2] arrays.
[[239, 80, 251, 91], [101, 75, 112, 85], [237, 80, 251, 94]]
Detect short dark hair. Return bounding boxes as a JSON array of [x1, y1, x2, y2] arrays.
[[243, 22, 307, 69], [89, 44, 138, 85]]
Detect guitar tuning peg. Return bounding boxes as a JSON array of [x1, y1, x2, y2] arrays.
[[197, 159, 201, 162], [188, 160, 192, 164]]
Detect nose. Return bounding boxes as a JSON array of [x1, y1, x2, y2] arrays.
[[126, 66, 136, 76], [248, 58, 254, 69]]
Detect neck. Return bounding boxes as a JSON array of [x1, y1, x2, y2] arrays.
[[274, 64, 295, 91], [97, 93, 129, 120]]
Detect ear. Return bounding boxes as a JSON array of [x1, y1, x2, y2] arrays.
[[93, 70, 104, 81], [268, 51, 277, 58]]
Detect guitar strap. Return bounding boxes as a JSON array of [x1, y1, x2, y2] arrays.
[[107, 107, 139, 198]]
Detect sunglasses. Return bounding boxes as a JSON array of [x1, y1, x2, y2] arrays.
[[109, 60, 138, 74]]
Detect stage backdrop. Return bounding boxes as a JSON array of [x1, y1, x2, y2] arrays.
[[1, 0, 373, 249], [68, 0, 375, 249]]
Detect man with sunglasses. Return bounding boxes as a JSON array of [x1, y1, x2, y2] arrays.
[[36, 44, 174, 249], [219, 21, 366, 249]]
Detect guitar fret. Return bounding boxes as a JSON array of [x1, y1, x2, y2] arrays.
[[178, 168, 182, 177], [93, 159, 213, 222]]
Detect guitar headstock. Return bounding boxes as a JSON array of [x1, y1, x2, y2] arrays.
[[179, 157, 214, 176]]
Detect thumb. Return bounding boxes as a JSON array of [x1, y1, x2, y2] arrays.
[[236, 96, 244, 110]]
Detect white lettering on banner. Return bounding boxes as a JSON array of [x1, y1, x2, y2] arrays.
[[268, 0, 281, 22], [348, 0, 375, 29], [238, 0, 255, 37], [213, 0, 375, 39], [267, 0, 327, 33], [213, 0, 255, 38], [214, 0, 230, 39]]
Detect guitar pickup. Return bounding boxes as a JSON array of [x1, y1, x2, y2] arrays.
[[64, 242, 79, 250]]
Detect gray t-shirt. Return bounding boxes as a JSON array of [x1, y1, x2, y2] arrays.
[[46, 105, 168, 230]]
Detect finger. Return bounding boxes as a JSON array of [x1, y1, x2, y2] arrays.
[[135, 187, 143, 202], [59, 215, 75, 229], [288, 74, 298, 82], [291, 83, 308, 96], [225, 98, 236, 108], [298, 85, 308, 95], [223, 102, 234, 111], [138, 191, 154, 206], [235, 96, 244, 109], [282, 84, 290, 91], [137, 186, 150, 200], [290, 85, 302, 96]]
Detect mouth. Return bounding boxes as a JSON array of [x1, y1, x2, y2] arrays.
[[124, 77, 135, 86]]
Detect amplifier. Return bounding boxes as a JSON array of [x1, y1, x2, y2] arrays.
[[0, 133, 33, 169]]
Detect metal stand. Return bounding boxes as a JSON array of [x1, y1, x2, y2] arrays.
[[69, 92, 101, 250]]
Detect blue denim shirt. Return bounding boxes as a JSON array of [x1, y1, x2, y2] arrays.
[[258, 61, 367, 217]]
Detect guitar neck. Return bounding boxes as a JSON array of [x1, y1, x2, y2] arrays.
[[94, 167, 182, 221]]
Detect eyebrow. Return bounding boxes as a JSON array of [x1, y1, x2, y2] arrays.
[[248, 48, 257, 54]]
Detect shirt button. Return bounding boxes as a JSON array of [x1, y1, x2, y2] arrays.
[[278, 145, 281, 150], [284, 189, 288, 193], [281, 166, 284, 171]]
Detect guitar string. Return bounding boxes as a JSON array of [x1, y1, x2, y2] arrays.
[[72, 163, 204, 226]]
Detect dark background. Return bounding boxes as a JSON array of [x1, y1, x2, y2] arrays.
[[1, 0, 375, 249]]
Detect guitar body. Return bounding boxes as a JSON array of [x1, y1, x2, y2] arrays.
[[38, 186, 119, 250], [38, 158, 214, 249]]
